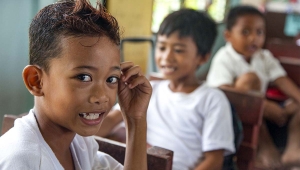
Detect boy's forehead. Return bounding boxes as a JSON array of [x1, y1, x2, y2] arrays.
[[53, 36, 120, 68], [61, 36, 103, 47], [158, 32, 189, 41], [236, 14, 265, 25], [157, 32, 194, 44], [60, 36, 119, 52]]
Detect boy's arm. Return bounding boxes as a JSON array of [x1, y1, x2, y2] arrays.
[[194, 150, 224, 170], [274, 76, 300, 104], [118, 62, 152, 170], [96, 109, 123, 137], [197, 89, 234, 170]]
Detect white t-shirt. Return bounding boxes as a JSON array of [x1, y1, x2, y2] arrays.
[[147, 80, 235, 170], [0, 110, 123, 170], [206, 43, 286, 93]]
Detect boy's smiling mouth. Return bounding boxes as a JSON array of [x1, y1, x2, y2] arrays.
[[161, 66, 176, 74], [79, 112, 105, 120], [247, 44, 258, 53]]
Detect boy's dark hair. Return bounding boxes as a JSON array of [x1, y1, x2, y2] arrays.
[[226, 5, 265, 31], [29, 0, 120, 72], [157, 9, 217, 57]]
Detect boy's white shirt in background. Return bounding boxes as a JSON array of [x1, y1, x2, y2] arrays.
[[146, 80, 235, 170], [206, 42, 286, 93], [0, 110, 123, 170]]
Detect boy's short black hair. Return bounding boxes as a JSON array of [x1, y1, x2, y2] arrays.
[[226, 5, 265, 31], [29, 0, 120, 72], [157, 9, 216, 57]]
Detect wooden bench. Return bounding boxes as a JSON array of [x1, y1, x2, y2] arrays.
[[1, 114, 174, 170], [265, 39, 300, 59], [95, 136, 173, 170], [220, 87, 265, 170], [278, 57, 300, 87]]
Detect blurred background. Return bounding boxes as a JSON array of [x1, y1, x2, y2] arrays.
[[1, 0, 299, 132]]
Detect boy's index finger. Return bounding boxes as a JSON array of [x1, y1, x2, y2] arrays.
[[120, 62, 142, 82], [120, 61, 134, 73], [120, 61, 134, 75]]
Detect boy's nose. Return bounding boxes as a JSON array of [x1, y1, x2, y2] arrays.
[[89, 85, 109, 105], [249, 32, 261, 42], [161, 50, 174, 61], [248, 33, 256, 42]]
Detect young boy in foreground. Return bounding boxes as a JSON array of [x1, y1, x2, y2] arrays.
[[207, 5, 300, 169], [0, 0, 152, 169], [99, 9, 235, 170]]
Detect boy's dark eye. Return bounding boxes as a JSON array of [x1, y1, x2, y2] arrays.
[[157, 46, 165, 51], [106, 76, 119, 84], [77, 74, 92, 82], [257, 29, 264, 35], [174, 49, 184, 53], [242, 29, 249, 35]]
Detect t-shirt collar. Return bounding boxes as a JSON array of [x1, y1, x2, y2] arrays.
[[225, 42, 245, 61]]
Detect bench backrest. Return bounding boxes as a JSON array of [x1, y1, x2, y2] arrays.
[[220, 87, 264, 170], [278, 57, 300, 87]]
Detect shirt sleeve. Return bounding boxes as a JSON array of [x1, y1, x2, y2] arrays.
[[201, 89, 235, 155], [263, 50, 286, 82], [94, 151, 123, 170], [206, 49, 236, 87], [112, 103, 121, 110], [0, 145, 41, 170]]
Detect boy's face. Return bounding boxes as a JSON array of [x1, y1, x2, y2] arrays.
[[38, 36, 120, 136], [225, 14, 265, 61], [155, 31, 208, 82]]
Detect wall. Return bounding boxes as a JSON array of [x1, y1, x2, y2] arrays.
[[0, 0, 55, 135]]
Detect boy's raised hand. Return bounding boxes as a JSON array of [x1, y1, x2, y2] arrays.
[[118, 62, 152, 120]]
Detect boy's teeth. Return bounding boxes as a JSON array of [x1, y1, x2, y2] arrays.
[[79, 113, 101, 120], [162, 66, 175, 72]]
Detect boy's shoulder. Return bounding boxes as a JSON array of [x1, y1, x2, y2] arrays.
[[0, 112, 40, 145], [150, 80, 225, 95], [199, 83, 228, 100], [150, 79, 168, 89], [0, 114, 42, 169], [258, 48, 274, 58], [212, 43, 235, 63]]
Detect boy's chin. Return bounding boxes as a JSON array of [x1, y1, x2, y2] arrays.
[[76, 127, 100, 137], [242, 52, 256, 60]]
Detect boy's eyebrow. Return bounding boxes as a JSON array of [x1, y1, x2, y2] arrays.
[[73, 65, 121, 71], [112, 66, 121, 71], [157, 41, 186, 47], [172, 43, 186, 47]]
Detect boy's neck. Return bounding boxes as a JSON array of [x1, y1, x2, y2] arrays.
[[243, 56, 252, 63], [168, 78, 202, 93], [34, 110, 76, 169], [33, 108, 76, 153]]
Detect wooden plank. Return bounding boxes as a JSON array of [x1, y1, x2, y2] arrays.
[[220, 87, 264, 126], [220, 87, 265, 170], [94, 136, 173, 170], [279, 57, 300, 87]]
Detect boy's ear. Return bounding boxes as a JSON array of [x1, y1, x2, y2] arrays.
[[22, 65, 44, 96], [224, 30, 231, 42], [198, 53, 210, 66]]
